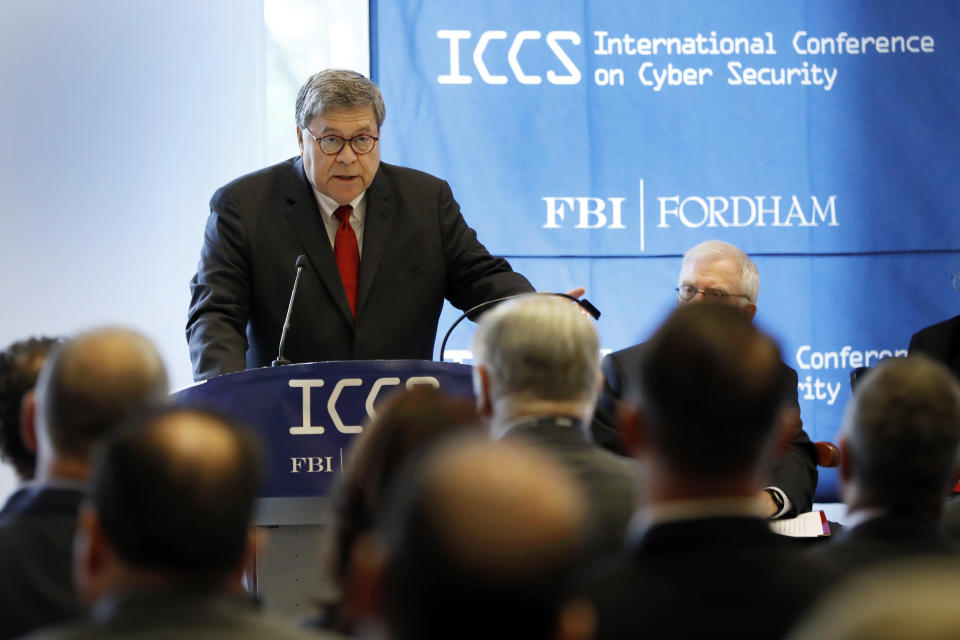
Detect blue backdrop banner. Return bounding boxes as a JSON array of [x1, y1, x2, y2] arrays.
[[370, 1, 960, 500]]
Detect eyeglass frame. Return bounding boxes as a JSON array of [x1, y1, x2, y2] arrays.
[[305, 128, 380, 155], [675, 285, 752, 303]]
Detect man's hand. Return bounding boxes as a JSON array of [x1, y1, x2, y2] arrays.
[[564, 287, 586, 299]]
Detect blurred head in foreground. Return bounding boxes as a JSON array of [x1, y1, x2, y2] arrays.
[[787, 557, 960, 640], [621, 302, 791, 498], [838, 354, 960, 516], [75, 406, 263, 602], [360, 438, 593, 640], [34, 327, 168, 481]]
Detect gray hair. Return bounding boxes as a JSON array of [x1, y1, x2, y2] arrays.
[[680, 240, 759, 303], [295, 69, 386, 129], [472, 295, 599, 404], [842, 355, 960, 511]]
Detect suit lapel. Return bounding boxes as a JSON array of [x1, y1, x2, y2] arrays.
[[356, 167, 396, 317], [283, 158, 354, 324]]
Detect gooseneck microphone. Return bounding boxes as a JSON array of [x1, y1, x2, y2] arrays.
[[272, 254, 308, 367], [438, 292, 601, 362]]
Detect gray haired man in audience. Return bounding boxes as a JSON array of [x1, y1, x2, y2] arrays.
[[810, 355, 960, 573], [471, 294, 637, 557], [0, 328, 168, 639]]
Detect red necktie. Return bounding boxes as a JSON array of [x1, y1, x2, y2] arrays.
[[333, 205, 359, 317]]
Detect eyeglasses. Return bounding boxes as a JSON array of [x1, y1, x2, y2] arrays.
[[675, 285, 751, 302], [306, 129, 379, 155]]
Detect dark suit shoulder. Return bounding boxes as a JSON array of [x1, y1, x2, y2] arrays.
[[910, 314, 960, 356], [210, 156, 302, 211], [583, 518, 835, 640], [374, 161, 447, 189]]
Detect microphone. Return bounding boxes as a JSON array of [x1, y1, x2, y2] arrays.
[[438, 292, 601, 362], [272, 255, 308, 367]]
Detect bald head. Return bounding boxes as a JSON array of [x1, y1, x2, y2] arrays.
[[92, 407, 262, 576], [36, 327, 167, 462], [381, 439, 588, 640], [422, 439, 586, 573]]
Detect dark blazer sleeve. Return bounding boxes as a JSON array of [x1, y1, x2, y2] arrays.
[[590, 350, 630, 455], [437, 179, 535, 311], [766, 364, 819, 515], [186, 186, 252, 381]]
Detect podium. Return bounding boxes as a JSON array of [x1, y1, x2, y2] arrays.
[[171, 360, 474, 617]]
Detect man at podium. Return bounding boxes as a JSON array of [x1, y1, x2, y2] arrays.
[[186, 69, 534, 380]]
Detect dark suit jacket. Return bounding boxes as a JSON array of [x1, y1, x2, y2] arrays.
[[21, 589, 337, 640], [909, 314, 960, 377], [810, 511, 959, 576], [504, 416, 637, 558], [591, 343, 819, 514], [187, 157, 533, 380], [0, 486, 84, 640], [582, 516, 833, 640]]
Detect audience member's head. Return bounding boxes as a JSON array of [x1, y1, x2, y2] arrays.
[[471, 294, 600, 431], [0, 336, 60, 479], [33, 327, 168, 479], [624, 303, 788, 491], [374, 438, 592, 640], [677, 239, 759, 319], [838, 355, 960, 515], [787, 557, 960, 640], [323, 387, 482, 631], [76, 406, 263, 600]]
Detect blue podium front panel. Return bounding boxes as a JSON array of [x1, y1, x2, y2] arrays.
[[173, 360, 474, 498]]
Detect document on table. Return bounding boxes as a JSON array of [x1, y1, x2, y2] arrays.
[[769, 510, 831, 537]]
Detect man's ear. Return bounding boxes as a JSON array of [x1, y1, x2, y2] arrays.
[[19, 389, 38, 455], [473, 365, 493, 418], [296, 126, 305, 152], [617, 404, 647, 458], [743, 302, 757, 321]]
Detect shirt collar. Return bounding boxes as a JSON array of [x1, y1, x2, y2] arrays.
[[312, 188, 366, 223]]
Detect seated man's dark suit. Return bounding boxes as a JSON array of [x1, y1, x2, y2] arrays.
[[504, 416, 637, 558], [809, 511, 959, 576], [187, 157, 534, 380], [581, 515, 834, 640], [0, 486, 84, 639], [591, 344, 819, 514], [20, 589, 339, 640], [909, 314, 960, 378]]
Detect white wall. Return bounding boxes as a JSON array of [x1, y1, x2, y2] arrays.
[[0, 0, 368, 497]]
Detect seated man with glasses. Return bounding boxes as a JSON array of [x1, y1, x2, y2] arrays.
[[591, 240, 819, 518], [187, 69, 537, 380]]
